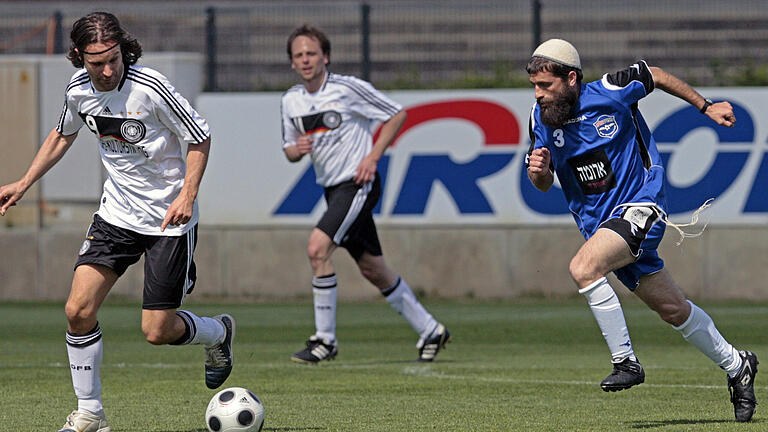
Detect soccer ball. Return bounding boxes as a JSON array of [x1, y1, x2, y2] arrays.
[[205, 387, 265, 432]]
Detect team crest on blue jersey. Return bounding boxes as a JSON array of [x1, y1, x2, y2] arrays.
[[593, 115, 618, 139]]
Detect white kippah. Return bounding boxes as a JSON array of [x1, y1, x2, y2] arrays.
[[531, 38, 581, 70]]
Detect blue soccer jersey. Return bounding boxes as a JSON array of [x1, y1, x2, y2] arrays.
[[527, 60, 667, 239]]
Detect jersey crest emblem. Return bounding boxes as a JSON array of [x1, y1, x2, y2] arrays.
[[120, 120, 146, 143], [593, 114, 618, 139], [293, 110, 342, 135]]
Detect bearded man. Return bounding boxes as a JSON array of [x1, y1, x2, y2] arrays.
[[525, 38, 757, 423]]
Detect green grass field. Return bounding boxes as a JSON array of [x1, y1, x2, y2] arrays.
[[1, 298, 766, 431]]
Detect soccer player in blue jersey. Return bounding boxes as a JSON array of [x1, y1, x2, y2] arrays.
[[525, 39, 757, 422]]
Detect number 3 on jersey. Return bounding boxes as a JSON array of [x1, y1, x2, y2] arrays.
[[553, 129, 565, 147]]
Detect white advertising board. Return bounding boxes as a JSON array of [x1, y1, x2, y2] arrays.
[[196, 88, 768, 226]]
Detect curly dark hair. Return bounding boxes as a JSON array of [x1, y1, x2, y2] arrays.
[[286, 24, 331, 65], [67, 12, 142, 68], [526, 56, 583, 86]]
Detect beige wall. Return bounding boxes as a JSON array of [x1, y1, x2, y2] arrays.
[[1, 225, 766, 302], [0, 61, 39, 228]]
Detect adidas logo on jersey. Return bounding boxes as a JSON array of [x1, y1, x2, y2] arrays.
[[102, 106, 113, 115]]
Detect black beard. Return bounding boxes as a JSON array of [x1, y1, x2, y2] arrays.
[[539, 86, 579, 128]]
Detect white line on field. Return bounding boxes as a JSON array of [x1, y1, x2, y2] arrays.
[[7, 362, 767, 391]]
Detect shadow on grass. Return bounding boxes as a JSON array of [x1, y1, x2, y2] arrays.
[[330, 359, 458, 367], [629, 418, 758, 428], [158, 428, 324, 432], [263, 428, 325, 431]]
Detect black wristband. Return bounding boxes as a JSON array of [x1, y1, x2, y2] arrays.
[[700, 99, 713, 114]]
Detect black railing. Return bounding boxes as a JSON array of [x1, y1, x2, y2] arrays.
[[3, 1, 768, 90]]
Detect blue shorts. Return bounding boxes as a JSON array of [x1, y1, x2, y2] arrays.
[[599, 206, 666, 290]]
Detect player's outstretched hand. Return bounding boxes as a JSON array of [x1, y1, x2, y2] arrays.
[[0, 181, 24, 216], [527, 147, 551, 174], [161, 192, 194, 231], [706, 101, 736, 127]]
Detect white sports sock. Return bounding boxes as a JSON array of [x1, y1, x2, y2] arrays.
[[66, 325, 104, 416], [383, 277, 438, 339], [313, 274, 338, 342], [673, 300, 742, 377], [579, 277, 636, 363], [176, 310, 226, 347]]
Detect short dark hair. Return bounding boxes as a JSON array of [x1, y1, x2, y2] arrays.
[[67, 12, 142, 68], [286, 24, 331, 65], [526, 56, 583, 85]]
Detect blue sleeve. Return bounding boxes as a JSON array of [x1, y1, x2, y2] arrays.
[[598, 60, 654, 105]]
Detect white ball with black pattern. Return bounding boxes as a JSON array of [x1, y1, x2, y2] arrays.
[[205, 387, 265, 432]]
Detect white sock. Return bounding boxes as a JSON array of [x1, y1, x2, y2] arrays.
[[313, 274, 338, 342], [66, 324, 104, 416], [383, 277, 438, 339], [579, 277, 636, 363], [176, 310, 226, 347], [673, 300, 742, 377]]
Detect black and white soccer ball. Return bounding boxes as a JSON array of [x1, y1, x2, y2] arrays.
[[205, 387, 265, 432]]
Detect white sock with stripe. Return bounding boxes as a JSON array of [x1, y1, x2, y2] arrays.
[[673, 300, 742, 377], [313, 274, 338, 342], [579, 277, 636, 363], [66, 324, 104, 416], [176, 310, 225, 347], [383, 277, 438, 339]]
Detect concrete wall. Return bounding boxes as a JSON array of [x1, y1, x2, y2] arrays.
[[1, 224, 766, 302], [0, 60, 39, 228]]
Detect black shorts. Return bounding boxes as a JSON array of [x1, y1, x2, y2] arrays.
[[598, 205, 662, 257], [75, 214, 198, 310], [317, 174, 383, 261]]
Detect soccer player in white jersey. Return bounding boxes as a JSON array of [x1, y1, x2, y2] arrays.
[[281, 25, 450, 364], [0, 13, 234, 432]]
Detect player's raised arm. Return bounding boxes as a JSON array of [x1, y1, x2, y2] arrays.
[[0, 128, 78, 216], [650, 66, 735, 127]]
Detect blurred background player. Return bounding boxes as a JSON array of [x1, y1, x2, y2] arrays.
[[0, 12, 235, 432], [280, 25, 450, 364], [525, 38, 757, 422]]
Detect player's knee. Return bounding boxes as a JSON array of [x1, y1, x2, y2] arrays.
[[569, 255, 596, 286], [142, 326, 168, 345], [64, 300, 94, 328], [307, 242, 329, 263]]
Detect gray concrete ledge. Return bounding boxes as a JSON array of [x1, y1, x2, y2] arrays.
[[1, 226, 766, 302]]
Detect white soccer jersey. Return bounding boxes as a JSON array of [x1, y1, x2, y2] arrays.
[[281, 72, 402, 187], [56, 65, 210, 236]]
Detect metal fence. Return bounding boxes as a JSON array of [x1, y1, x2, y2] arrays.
[[2, 1, 768, 91]]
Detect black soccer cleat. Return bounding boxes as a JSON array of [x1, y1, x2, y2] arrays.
[[291, 335, 338, 364], [600, 357, 645, 392], [205, 314, 235, 389], [418, 323, 451, 362], [728, 350, 758, 422]]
